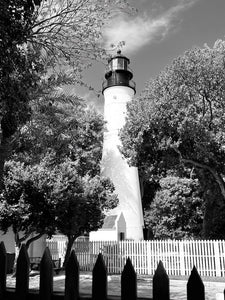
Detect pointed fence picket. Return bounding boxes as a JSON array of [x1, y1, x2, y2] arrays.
[[92, 253, 107, 300], [0, 241, 225, 300], [65, 250, 79, 300], [187, 266, 205, 300], [153, 261, 169, 300], [121, 257, 137, 300], [0, 242, 6, 298], [39, 247, 53, 300], [15, 244, 29, 300]]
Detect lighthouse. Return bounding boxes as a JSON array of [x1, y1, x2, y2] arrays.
[[98, 50, 144, 240]]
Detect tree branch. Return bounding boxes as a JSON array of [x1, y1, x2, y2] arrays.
[[17, 232, 32, 244], [25, 233, 44, 249], [172, 146, 225, 199], [182, 158, 225, 199]]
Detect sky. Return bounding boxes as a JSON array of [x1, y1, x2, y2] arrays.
[[80, 0, 225, 112]]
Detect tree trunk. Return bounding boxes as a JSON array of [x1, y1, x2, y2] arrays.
[[15, 244, 20, 264], [197, 170, 225, 238], [0, 136, 12, 191], [63, 235, 76, 268], [12, 231, 22, 275], [25, 233, 43, 249]]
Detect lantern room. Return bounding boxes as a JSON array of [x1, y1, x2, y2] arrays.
[[102, 50, 136, 93]]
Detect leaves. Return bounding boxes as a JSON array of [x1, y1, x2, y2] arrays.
[[120, 40, 225, 238], [0, 0, 134, 190], [121, 40, 225, 179], [0, 160, 56, 239], [145, 176, 204, 239], [29, 0, 135, 85], [13, 94, 105, 176], [0, 94, 118, 248]]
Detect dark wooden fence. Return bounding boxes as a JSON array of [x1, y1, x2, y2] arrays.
[[0, 241, 223, 300]]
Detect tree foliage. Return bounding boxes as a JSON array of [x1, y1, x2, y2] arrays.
[[0, 0, 42, 189], [29, 0, 134, 84], [51, 160, 117, 265], [14, 94, 105, 176], [120, 40, 225, 238], [145, 176, 204, 239], [0, 160, 56, 249], [0, 96, 118, 262], [0, 0, 131, 255], [0, 0, 134, 189]]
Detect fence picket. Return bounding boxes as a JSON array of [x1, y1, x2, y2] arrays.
[[219, 240, 225, 276], [209, 241, 214, 276], [201, 241, 206, 276], [195, 240, 200, 274], [0, 242, 7, 298], [214, 240, 221, 276], [206, 240, 210, 276], [15, 244, 29, 300], [65, 250, 79, 300], [179, 241, 185, 276], [187, 266, 205, 300], [92, 253, 107, 300], [202, 240, 207, 276], [153, 260, 169, 300], [39, 247, 53, 300], [121, 257, 137, 300]]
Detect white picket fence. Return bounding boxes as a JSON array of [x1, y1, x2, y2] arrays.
[[46, 235, 67, 263], [46, 237, 225, 277]]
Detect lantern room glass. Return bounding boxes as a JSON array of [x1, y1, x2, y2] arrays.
[[111, 58, 128, 71]]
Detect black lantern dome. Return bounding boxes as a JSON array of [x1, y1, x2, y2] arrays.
[[102, 50, 136, 93]]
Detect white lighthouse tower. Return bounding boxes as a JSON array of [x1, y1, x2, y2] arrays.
[[100, 50, 144, 240]]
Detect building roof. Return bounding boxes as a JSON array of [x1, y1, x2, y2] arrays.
[[102, 215, 118, 229]]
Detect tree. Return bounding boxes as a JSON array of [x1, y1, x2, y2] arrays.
[[0, 95, 118, 262], [120, 40, 225, 238], [0, 0, 134, 190], [29, 0, 134, 84], [0, 160, 56, 254], [145, 176, 204, 239], [0, 0, 42, 189], [0, 159, 118, 265], [51, 161, 118, 266]]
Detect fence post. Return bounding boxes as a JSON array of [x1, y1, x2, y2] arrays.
[[65, 250, 79, 300], [0, 242, 7, 299], [214, 240, 221, 276], [39, 247, 53, 300], [92, 253, 107, 300], [153, 260, 169, 300], [146, 241, 152, 275], [179, 241, 185, 276], [121, 257, 137, 300], [15, 244, 30, 300], [187, 266, 205, 300]]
